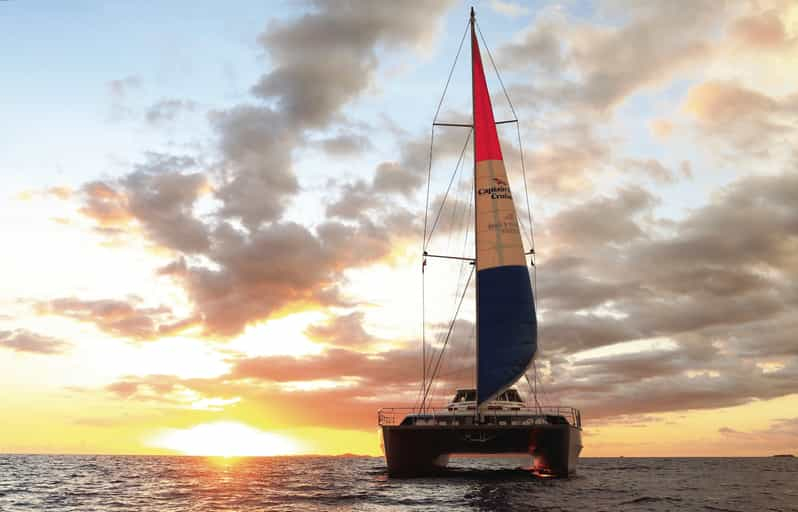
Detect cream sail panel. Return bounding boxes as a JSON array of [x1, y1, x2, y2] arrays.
[[475, 159, 526, 271]]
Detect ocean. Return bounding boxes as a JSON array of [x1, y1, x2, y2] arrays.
[[0, 455, 796, 511]]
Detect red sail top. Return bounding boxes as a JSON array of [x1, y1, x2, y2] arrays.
[[471, 26, 503, 163]]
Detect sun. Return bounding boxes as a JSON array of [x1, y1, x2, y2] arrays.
[[150, 421, 302, 457]]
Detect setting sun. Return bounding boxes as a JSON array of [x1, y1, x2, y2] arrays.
[[149, 422, 302, 457]]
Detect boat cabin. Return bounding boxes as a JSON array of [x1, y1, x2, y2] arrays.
[[447, 388, 524, 411]]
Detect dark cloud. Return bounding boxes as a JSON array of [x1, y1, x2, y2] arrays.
[[252, 0, 453, 128], [525, 170, 798, 418], [325, 180, 380, 219], [319, 133, 373, 156], [499, 15, 565, 73], [123, 154, 210, 253], [326, 124, 470, 219], [161, 217, 405, 337], [210, 105, 300, 229], [0, 329, 70, 355], [546, 186, 655, 248], [78, 153, 210, 252], [60, 2, 459, 342], [498, 2, 723, 111]]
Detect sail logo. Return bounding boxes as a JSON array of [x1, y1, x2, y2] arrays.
[[478, 178, 512, 199]]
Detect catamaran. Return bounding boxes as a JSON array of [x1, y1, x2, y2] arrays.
[[378, 8, 583, 477]]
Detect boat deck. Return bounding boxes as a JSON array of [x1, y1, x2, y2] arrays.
[[378, 406, 582, 429]]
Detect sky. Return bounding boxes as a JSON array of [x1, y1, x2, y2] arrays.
[[1, 0, 797, 457]]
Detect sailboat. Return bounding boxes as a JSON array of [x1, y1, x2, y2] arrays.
[[378, 8, 583, 477]]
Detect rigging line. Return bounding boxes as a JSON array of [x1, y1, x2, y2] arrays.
[[535, 358, 552, 408], [424, 231, 471, 387], [475, 19, 518, 121], [453, 180, 475, 293], [425, 261, 472, 402], [430, 179, 473, 396], [421, 265, 474, 410], [442, 140, 468, 256], [433, 19, 470, 124], [431, 309, 475, 406], [425, 129, 473, 248], [516, 120, 536, 264], [415, 263, 427, 413], [422, 127, 435, 253]]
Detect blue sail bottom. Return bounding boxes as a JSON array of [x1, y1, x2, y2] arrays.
[[477, 265, 537, 404]]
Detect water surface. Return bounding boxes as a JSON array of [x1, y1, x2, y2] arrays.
[[1, 455, 796, 511]]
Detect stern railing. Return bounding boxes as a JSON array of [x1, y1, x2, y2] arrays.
[[378, 406, 582, 428]]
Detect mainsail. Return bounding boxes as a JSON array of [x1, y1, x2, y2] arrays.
[[471, 13, 537, 405]]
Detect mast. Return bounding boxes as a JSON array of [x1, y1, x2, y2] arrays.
[[470, 6, 480, 417]]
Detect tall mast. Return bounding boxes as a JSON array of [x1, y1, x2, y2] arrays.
[[470, 6, 480, 414]]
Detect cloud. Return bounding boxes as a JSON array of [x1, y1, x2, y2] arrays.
[[78, 153, 210, 252], [318, 132, 373, 156], [684, 81, 783, 124], [524, 122, 612, 195], [251, 0, 453, 128], [546, 186, 656, 248], [622, 159, 677, 184], [145, 99, 198, 124], [123, 154, 210, 253], [37, 297, 194, 341], [489, 0, 530, 18], [499, 13, 565, 73], [728, 8, 796, 50], [15, 186, 73, 201], [326, 125, 468, 219], [210, 105, 300, 229], [107, 75, 141, 98], [79, 181, 132, 227], [161, 217, 407, 337], [107, 75, 142, 121], [0, 329, 70, 355], [525, 169, 798, 418], [682, 81, 798, 156], [56, 1, 460, 344], [498, 2, 725, 111], [305, 311, 377, 349]]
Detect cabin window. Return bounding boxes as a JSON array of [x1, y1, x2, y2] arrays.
[[451, 390, 476, 402], [506, 389, 522, 402], [495, 390, 522, 402]]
